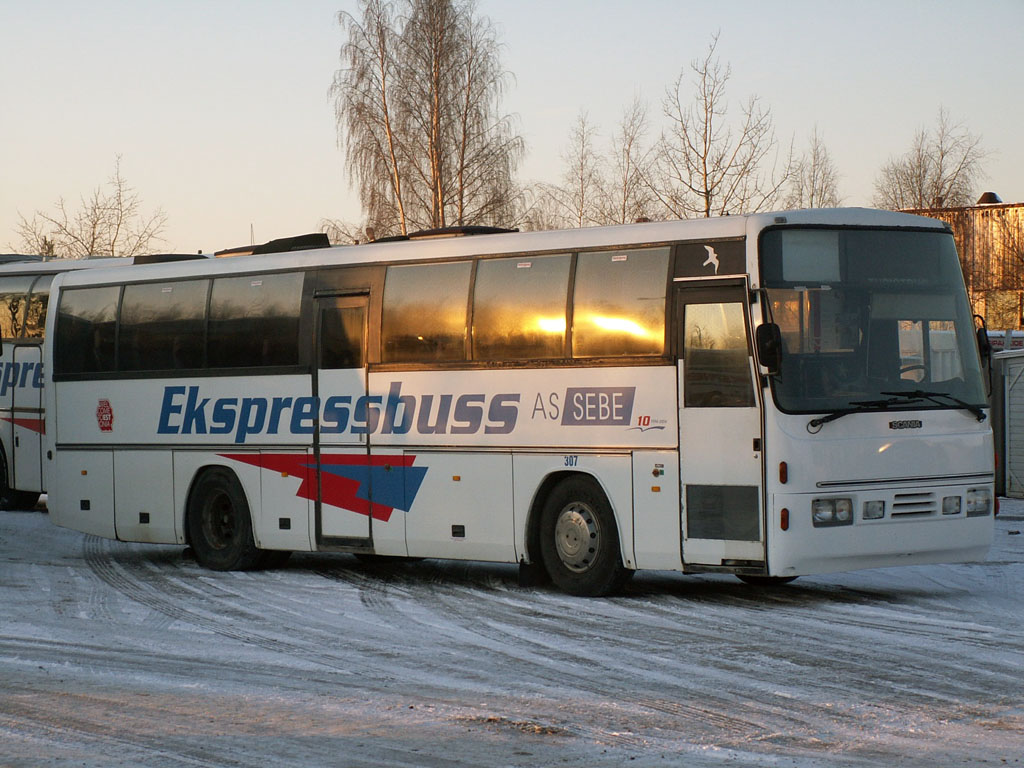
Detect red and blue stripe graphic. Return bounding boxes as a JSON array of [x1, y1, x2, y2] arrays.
[[1, 417, 45, 434], [219, 453, 427, 523]]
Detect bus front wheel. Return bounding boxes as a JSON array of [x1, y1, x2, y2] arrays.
[[187, 468, 262, 571], [539, 476, 632, 597]]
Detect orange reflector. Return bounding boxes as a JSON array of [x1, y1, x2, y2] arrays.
[[779, 461, 788, 484], [452, 475, 461, 482], [81, 470, 88, 476], [651, 486, 661, 493], [781, 507, 790, 531]]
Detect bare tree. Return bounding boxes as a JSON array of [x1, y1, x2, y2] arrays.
[[513, 182, 568, 232], [15, 157, 166, 258], [331, 0, 523, 237], [649, 34, 790, 218], [332, 0, 407, 237], [549, 112, 606, 228], [785, 126, 841, 209], [872, 107, 987, 210], [601, 97, 657, 224]]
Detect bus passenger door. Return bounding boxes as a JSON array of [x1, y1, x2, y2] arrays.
[[675, 285, 765, 568], [12, 345, 44, 494], [314, 294, 372, 547]]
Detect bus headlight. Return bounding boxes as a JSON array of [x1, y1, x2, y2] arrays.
[[942, 496, 962, 515], [966, 489, 992, 517], [812, 498, 854, 527], [863, 500, 885, 520]]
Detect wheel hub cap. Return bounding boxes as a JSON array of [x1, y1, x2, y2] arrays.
[[554, 502, 600, 573]]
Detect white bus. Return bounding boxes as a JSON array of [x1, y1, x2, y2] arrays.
[[43, 209, 995, 595]]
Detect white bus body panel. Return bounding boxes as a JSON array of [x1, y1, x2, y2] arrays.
[[50, 450, 115, 539], [631, 450, 683, 571], [114, 450, 176, 543], [402, 450, 514, 562], [764, 411, 994, 576]]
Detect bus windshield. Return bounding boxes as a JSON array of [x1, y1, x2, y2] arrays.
[[759, 227, 986, 414]]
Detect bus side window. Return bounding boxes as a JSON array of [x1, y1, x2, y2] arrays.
[[208, 273, 303, 368], [55, 286, 121, 374], [572, 247, 669, 358], [683, 302, 755, 408], [472, 253, 570, 360], [119, 280, 208, 372], [321, 305, 365, 369], [381, 262, 471, 363]]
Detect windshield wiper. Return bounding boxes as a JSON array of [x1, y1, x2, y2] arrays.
[[880, 390, 987, 422], [807, 396, 924, 431]]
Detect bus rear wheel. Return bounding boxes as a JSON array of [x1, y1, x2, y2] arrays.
[[539, 475, 631, 597], [187, 468, 262, 571]]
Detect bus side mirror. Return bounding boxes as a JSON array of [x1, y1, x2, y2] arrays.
[[755, 323, 782, 375], [976, 327, 992, 361]]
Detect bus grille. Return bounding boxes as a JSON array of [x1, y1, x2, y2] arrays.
[[891, 491, 938, 517]]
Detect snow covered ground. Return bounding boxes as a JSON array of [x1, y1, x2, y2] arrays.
[[2, 501, 1023, 767]]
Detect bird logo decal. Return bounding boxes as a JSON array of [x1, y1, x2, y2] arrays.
[[702, 245, 720, 275]]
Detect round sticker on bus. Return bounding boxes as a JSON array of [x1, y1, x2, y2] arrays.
[[96, 399, 114, 433]]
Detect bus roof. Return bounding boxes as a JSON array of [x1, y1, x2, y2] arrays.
[[53, 208, 951, 289]]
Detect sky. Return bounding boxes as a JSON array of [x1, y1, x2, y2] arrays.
[[2, 0, 1022, 255]]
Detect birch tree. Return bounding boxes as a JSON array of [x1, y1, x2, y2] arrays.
[[785, 126, 841, 209], [331, 0, 522, 237], [601, 98, 656, 224]]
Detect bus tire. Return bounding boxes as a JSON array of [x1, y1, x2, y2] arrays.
[[187, 468, 262, 571], [539, 475, 631, 597]]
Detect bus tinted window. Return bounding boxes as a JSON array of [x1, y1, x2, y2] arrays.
[[683, 302, 755, 407], [24, 275, 53, 339], [208, 273, 303, 368], [572, 247, 669, 357], [473, 254, 570, 360], [55, 286, 121, 374], [382, 262, 471, 363], [119, 280, 209, 371], [0, 275, 35, 339]]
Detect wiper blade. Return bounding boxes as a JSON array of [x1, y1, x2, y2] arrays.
[[881, 390, 987, 422], [807, 396, 924, 431]]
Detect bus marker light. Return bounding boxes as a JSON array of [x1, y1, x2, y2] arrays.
[[651, 485, 661, 493], [453, 475, 461, 482], [81, 470, 88, 476], [779, 462, 788, 484], [781, 508, 789, 531]]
